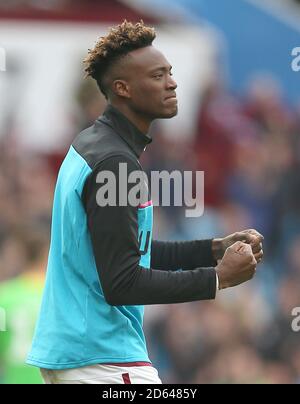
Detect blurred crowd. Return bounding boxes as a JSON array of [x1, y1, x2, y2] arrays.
[[0, 70, 300, 383]]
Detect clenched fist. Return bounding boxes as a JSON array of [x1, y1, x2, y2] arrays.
[[216, 241, 257, 290], [212, 229, 264, 264]]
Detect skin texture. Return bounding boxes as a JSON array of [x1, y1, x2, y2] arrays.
[[213, 229, 264, 290], [216, 242, 258, 290], [106, 46, 178, 133], [213, 229, 264, 263]]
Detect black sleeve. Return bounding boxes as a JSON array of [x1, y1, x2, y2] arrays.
[[151, 240, 216, 270], [82, 154, 216, 306]]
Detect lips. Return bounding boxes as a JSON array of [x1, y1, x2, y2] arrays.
[[165, 94, 177, 101]]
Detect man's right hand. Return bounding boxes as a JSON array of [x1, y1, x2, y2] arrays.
[[216, 241, 257, 290]]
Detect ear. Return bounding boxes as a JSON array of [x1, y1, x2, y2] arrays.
[[112, 79, 130, 98]]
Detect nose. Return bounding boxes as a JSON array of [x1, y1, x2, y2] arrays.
[[167, 76, 177, 90]]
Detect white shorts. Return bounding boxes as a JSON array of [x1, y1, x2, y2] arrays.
[[40, 363, 162, 384]]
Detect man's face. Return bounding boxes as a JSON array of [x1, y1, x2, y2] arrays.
[[119, 46, 178, 119]]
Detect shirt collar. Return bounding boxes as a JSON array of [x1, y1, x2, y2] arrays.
[[99, 104, 152, 158]]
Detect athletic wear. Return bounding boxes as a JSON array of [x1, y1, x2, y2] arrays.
[[40, 363, 162, 384], [27, 104, 217, 371]]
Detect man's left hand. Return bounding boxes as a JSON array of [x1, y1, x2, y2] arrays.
[[212, 229, 264, 264]]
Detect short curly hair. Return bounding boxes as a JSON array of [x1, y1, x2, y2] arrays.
[[83, 20, 156, 98]]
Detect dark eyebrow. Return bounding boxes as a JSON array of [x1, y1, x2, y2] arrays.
[[149, 65, 172, 74]]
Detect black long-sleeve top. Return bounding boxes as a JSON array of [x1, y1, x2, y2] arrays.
[[76, 104, 217, 306]]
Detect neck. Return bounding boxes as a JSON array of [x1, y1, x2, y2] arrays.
[[110, 102, 152, 134]]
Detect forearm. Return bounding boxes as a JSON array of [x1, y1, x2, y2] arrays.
[[91, 228, 217, 305], [102, 263, 217, 306], [151, 239, 216, 270]]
